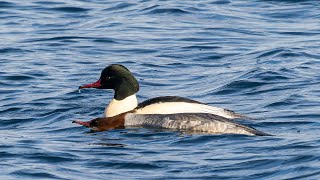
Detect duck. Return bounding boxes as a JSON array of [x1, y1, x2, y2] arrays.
[[79, 64, 251, 119], [72, 111, 270, 136]]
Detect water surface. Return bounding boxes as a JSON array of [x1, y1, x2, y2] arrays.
[[1, 0, 320, 179]]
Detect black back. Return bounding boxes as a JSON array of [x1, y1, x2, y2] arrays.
[[137, 96, 205, 109]]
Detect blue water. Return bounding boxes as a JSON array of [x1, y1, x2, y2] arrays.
[[1, 0, 320, 179]]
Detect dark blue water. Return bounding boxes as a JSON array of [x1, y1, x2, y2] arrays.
[[1, 0, 320, 179]]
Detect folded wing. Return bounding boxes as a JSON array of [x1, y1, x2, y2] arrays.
[[124, 113, 269, 136]]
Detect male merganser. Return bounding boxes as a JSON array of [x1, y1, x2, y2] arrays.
[[72, 112, 269, 136], [79, 64, 250, 119]]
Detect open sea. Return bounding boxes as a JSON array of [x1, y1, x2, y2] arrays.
[[1, 0, 320, 179]]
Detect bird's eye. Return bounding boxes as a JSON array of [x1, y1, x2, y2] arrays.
[[106, 76, 111, 80]]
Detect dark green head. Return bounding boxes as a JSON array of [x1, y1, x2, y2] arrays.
[[79, 64, 139, 100]]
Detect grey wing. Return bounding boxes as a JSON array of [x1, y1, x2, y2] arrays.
[[144, 113, 270, 136], [189, 113, 270, 136]]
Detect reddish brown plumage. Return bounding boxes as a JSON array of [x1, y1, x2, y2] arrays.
[[96, 113, 126, 131], [72, 112, 128, 131]]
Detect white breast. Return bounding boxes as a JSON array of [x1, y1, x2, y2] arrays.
[[105, 94, 138, 117], [134, 102, 242, 119]]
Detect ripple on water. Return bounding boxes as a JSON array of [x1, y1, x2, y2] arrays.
[[23, 36, 91, 43], [87, 161, 162, 170], [50, 7, 90, 13], [103, 2, 136, 12], [0, 1, 15, 8], [0, 48, 32, 54], [92, 37, 118, 44], [10, 170, 64, 180], [256, 48, 312, 59], [144, 8, 191, 15], [2, 75, 35, 81], [213, 80, 269, 95]]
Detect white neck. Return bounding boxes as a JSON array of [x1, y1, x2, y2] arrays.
[[105, 94, 138, 117]]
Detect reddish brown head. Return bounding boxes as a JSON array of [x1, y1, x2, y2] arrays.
[[72, 113, 126, 132]]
